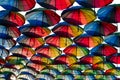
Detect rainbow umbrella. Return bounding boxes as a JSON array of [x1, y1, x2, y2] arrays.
[[37, 0, 75, 10], [35, 45, 62, 58], [90, 44, 117, 56], [10, 45, 35, 58], [52, 22, 83, 37], [0, 10, 25, 26], [45, 35, 73, 48], [105, 33, 120, 47], [108, 53, 120, 64], [36, 73, 54, 80], [61, 6, 96, 25], [54, 55, 77, 66], [76, 0, 113, 8], [55, 74, 74, 80], [95, 75, 117, 80], [74, 34, 103, 48], [63, 44, 89, 58], [0, 0, 35, 11], [0, 25, 21, 38], [19, 24, 51, 38], [74, 75, 95, 80], [84, 21, 117, 36], [17, 35, 45, 49], [26, 8, 60, 27], [79, 55, 104, 64], [97, 4, 120, 23], [105, 68, 120, 76], [0, 46, 9, 58]]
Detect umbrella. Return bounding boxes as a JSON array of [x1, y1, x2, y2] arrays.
[[0, 0, 35, 11], [108, 53, 120, 64], [0, 46, 9, 58], [90, 44, 117, 56], [74, 75, 95, 80], [76, 0, 113, 8], [74, 34, 103, 48], [105, 33, 120, 47], [0, 25, 21, 38], [0, 10, 25, 26], [79, 55, 104, 64], [55, 74, 74, 80], [54, 55, 77, 66], [10, 45, 35, 58], [95, 75, 117, 80], [36, 73, 54, 80], [63, 44, 89, 58], [62, 69, 81, 75], [83, 69, 104, 75], [61, 6, 96, 25], [97, 4, 120, 23], [36, 0, 75, 10], [105, 68, 120, 76], [84, 21, 117, 36], [26, 8, 60, 27], [17, 35, 45, 49], [35, 45, 62, 58], [52, 22, 83, 37], [19, 24, 51, 38], [45, 35, 73, 48]]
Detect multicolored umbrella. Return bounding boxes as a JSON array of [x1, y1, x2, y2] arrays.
[[97, 4, 120, 23], [105, 68, 120, 76], [52, 22, 83, 37], [0, 0, 35, 11], [35, 45, 62, 58], [83, 69, 104, 75], [63, 44, 89, 58], [55, 74, 74, 80], [0, 46, 9, 58], [95, 75, 117, 80], [90, 44, 117, 56], [45, 35, 73, 48], [19, 24, 51, 38], [61, 6, 96, 25], [17, 35, 45, 48], [37, 0, 75, 10], [26, 8, 60, 27], [74, 34, 103, 48], [74, 75, 95, 80], [109, 53, 120, 64], [84, 21, 117, 36], [62, 69, 81, 75], [105, 33, 120, 47], [76, 0, 113, 8], [10, 45, 35, 58], [0, 10, 25, 26]]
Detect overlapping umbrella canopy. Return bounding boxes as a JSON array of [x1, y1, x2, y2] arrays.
[[0, 0, 119, 80]]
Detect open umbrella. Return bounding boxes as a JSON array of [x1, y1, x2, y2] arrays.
[[45, 35, 73, 48], [0, 10, 25, 26], [95, 75, 117, 80], [26, 8, 60, 27], [108, 53, 120, 64], [76, 0, 113, 8], [62, 69, 81, 75], [105, 33, 120, 47], [0, 46, 9, 58], [17, 35, 45, 49], [74, 34, 103, 48], [74, 75, 95, 80], [35, 45, 62, 58], [52, 22, 83, 37], [97, 4, 120, 23], [36, 73, 54, 80], [105, 68, 120, 76], [90, 44, 117, 56], [55, 74, 74, 80], [63, 44, 89, 58], [37, 0, 75, 10], [61, 6, 96, 25], [83, 69, 104, 75], [19, 24, 51, 38], [10, 45, 35, 58], [84, 21, 117, 36], [0, 0, 35, 11]]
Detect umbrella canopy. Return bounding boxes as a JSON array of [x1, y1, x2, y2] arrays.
[[17, 35, 45, 48], [26, 8, 60, 27], [0, 0, 35, 11], [74, 75, 95, 80], [0, 46, 9, 58], [105, 33, 120, 47], [0, 10, 25, 26], [62, 69, 81, 75], [36, 73, 54, 80], [54, 55, 77, 66], [37, 0, 75, 10], [36, 45, 62, 58], [52, 22, 83, 37], [83, 69, 104, 75], [105, 68, 120, 76], [97, 4, 120, 23], [19, 24, 51, 38], [95, 75, 117, 80], [61, 6, 96, 25], [45, 35, 73, 48], [84, 21, 117, 36], [55, 74, 74, 80], [76, 0, 113, 8], [74, 34, 103, 48], [63, 44, 89, 58], [10, 45, 35, 58], [90, 44, 117, 56], [109, 54, 120, 64]]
